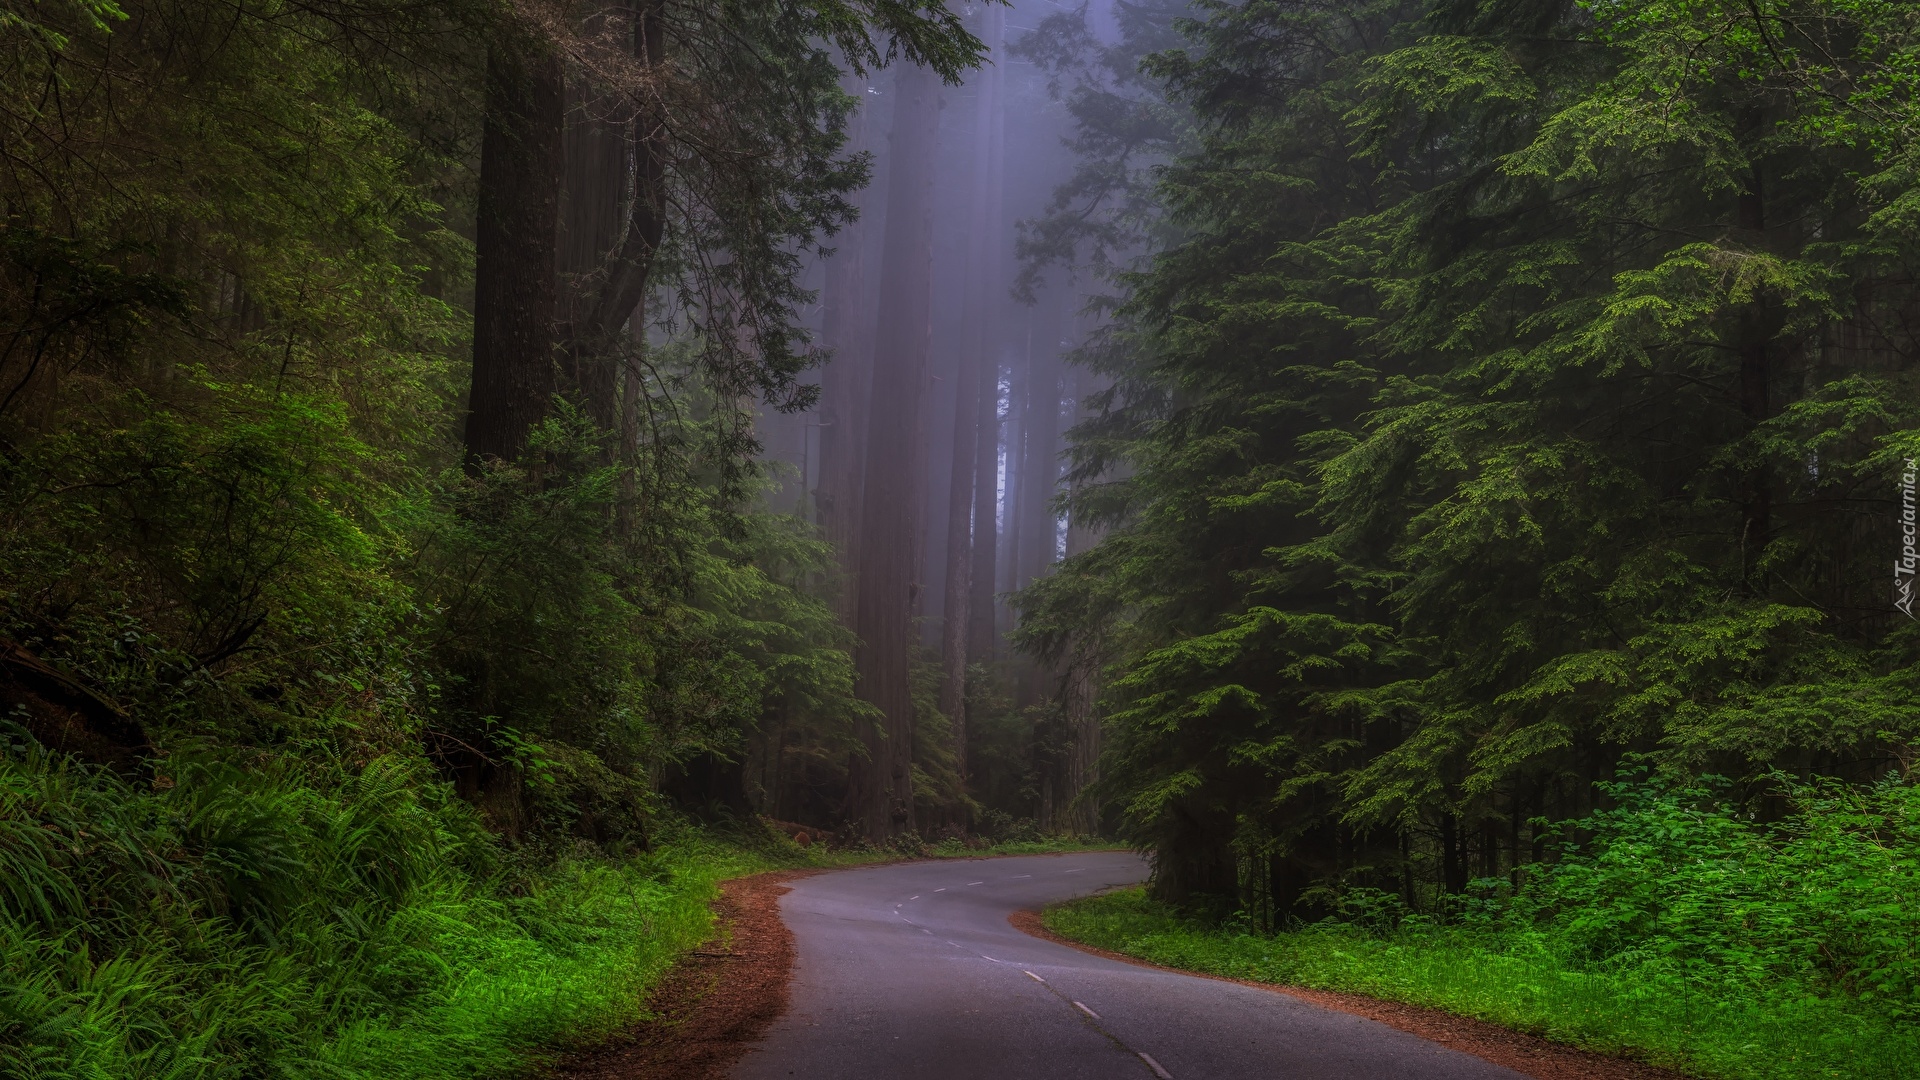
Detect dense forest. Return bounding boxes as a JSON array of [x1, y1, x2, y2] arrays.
[[7, 0, 1920, 1071]]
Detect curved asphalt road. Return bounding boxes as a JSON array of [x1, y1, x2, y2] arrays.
[[731, 852, 1524, 1080]]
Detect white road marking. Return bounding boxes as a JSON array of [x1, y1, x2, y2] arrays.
[[1074, 1001, 1099, 1019], [967, 880, 984, 885], [922, 929, 933, 935], [1012, 874, 1031, 879], [909, 895, 919, 900], [1024, 970, 1046, 984], [980, 955, 999, 963], [934, 887, 946, 892], [1139, 1052, 1173, 1079], [1064, 868, 1085, 873]]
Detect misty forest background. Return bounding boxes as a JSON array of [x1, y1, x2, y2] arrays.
[[8, 0, 1920, 1075]]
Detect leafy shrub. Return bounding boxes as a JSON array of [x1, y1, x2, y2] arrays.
[[1048, 770, 1920, 1079], [0, 731, 765, 1079], [1514, 772, 1920, 1018]]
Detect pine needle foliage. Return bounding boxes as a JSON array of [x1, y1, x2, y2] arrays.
[[1023, 0, 1920, 932]]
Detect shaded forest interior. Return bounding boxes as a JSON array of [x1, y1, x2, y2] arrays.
[[749, 4, 1107, 840]]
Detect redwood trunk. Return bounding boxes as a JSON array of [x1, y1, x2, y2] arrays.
[[1057, 649, 1101, 835], [818, 76, 873, 624], [850, 65, 940, 841], [581, 0, 667, 346], [1017, 292, 1064, 590], [967, 352, 1000, 664], [467, 30, 564, 468], [938, 12, 1002, 768], [557, 10, 626, 433]]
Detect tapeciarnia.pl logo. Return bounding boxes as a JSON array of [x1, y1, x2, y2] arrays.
[[1900, 457, 1918, 618]]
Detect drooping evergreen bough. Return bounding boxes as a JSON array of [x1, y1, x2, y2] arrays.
[[1022, 0, 1920, 922]]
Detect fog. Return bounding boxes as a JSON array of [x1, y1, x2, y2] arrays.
[[754, 0, 1120, 835]]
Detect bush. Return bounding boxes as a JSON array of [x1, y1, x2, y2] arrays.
[[0, 732, 769, 1080], [1043, 771, 1920, 1080], [1512, 772, 1920, 1018]]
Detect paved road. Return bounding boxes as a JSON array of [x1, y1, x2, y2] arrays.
[[731, 852, 1523, 1080]]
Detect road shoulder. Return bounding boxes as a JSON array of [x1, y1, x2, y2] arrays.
[[1009, 909, 1694, 1080], [550, 868, 818, 1080]]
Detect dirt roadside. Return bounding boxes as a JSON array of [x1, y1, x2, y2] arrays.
[[1008, 909, 1694, 1080], [549, 868, 819, 1080]]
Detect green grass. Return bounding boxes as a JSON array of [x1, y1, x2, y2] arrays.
[[308, 836, 1116, 1074], [0, 739, 878, 1080], [927, 837, 1126, 858], [307, 836, 784, 1077], [1044, 887, 1920, 1080], [0, 728, 1129, 1080]]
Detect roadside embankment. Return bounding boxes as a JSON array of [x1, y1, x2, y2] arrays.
[[1040, 888, 1917, 1080]]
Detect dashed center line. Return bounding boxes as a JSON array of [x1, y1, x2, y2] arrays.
[[1011, 949, 1171, 1079], [967, 880, 984, 885], [1064, 868, 1085, 874]]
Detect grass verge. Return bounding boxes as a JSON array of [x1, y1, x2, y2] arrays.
[[1043, 888, 1920, 1080], [312, 834, 785, 1077], [333, 835, 1117, 1076], [0, 727, 1119, 1080]]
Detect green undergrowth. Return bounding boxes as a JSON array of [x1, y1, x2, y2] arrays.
[[0, 737, 846, 1080], [1045, 888, 1920, 1080], [928, 838, 1123, 858], [0, 729, 1123, 1080]]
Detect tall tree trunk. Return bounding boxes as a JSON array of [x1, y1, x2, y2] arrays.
[[556, 9, 625, 435], [1056, 648, 1101, 835], [1057, 327, 1105, 836], [938, 10, 1002, 772], [1018, 290, 1064, 590], [817, 76, 872, 625], [467, 27, 564, 468], [616, 293, 648, 534], [968, 354, 1001, 663], [1000, 340, 1024, 608], [459, 22, 563, 830], [609, 0, 669, 534], [850, 64, 939, 842], [937, 356, 978, 753], [580, 0, 667, 345], [1063, 359, 1104, 559]]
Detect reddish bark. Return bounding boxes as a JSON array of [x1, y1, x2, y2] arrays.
[[849, 65, 940, 841]]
